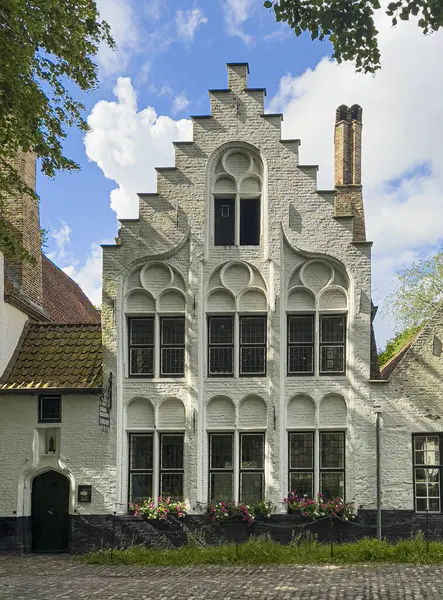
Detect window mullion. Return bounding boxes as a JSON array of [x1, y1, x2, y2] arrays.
[[235, 192, 240, 246], [234, 313, 240, 378]]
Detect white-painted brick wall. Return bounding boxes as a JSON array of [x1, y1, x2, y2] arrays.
[[101, 64, 378, 515], [0, 393, 116, 516], [0, 253, 28, 375]]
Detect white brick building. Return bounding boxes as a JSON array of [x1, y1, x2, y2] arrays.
[[2, 63, 441, 553], [101, 62, 380, 515]]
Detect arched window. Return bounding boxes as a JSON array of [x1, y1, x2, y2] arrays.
[[286, 260, 348, 376], [206, 261, 268, 377], [124, 263, 186, 378], [207, 395, 267, 504], [213, 148, 263, 246]]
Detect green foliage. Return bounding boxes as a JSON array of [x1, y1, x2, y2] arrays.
[[263, 1, 443, 73], [81, 533, 443, 565], [378, 325, 421, 367], [0, 0, 114, 257], [384, 251, 443, 329], [0, 217, 34, 262], [40, 227, 49, 250]]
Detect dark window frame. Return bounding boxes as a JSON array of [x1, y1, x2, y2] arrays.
[[319, 314, 347, 375], [207, 315, 235, 377], [128, 316, 155, 378], [239, 197, 261, 246], [239, 432, 265, 504], [128, 432, 154, 504], [412, 433, 442, 514], [160, 316, 185, 378], [159, 432, 185, 500], [287, 314, 315, 376], [319, 430, 346, 500], [288, 431, 315, 498], [239, 315, 267, 377], [214, 196, 236, 246], [213, 192, 261, 248], [38, 395, 62, 423], [208, 432, 234, 503]]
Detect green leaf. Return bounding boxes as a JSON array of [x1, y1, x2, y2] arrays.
[[263, 1, 273, 8]]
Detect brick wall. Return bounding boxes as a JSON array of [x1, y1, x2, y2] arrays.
[[2, 151, 43, 307]]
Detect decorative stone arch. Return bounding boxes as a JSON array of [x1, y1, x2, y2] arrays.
[[237, 287, 267, 312], [287, 394, 316, 428], [18, 463, 75, 518], [207, 287, 236, 312], [317, 286, 348, 311], [157, 398, 186, 429], [204, 140, 268, 259], [127, 397, 155, 429], [156, 288, 186, 313], [124, 288, 155, 313], [318, 394, 347, 428], [238, 395, 267, 429], [206, 395, 235, 428], [287, 286, 316, 311]]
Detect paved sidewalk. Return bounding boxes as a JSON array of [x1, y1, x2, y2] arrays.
[[0, 556, 442, 599]]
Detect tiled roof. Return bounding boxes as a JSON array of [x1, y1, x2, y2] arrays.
[[42, 256, 100, 324], [379, 332, 420, 380], [0, 323, 102, 391], [370, 322, 381, 380]]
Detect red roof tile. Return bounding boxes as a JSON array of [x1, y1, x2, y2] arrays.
[[42, 255, 100, 324]]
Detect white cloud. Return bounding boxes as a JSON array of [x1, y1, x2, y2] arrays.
[[62, 244, 104, 307], [176, 7, 208, 40], [50, 221, 71, 253], [47, 222, 107, 307], [223, 0, 254, 43], [144, 0, 162, 21], [84, 77, 192, 220], [171, 93, 190, 116], [268, 14, 443, 346], [96, 0, 139, 76]]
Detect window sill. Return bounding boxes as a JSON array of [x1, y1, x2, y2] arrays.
[[126, 377, 186, 384]]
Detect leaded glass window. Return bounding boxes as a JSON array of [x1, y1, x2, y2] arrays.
[[129, 434, 153, 502], [289, 432, 314, 497], [414, 435, 441, 513]]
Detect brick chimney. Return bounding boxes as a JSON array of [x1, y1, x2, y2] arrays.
[[334, 104, 366, 242], [2, 151, 44, 309]]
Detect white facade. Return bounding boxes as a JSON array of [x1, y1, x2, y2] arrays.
[[0, 392, 116, 518], [101, 63, 379, 515]]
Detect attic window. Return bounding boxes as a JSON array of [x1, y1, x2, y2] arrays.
[[39, 396, 61, 423], [213, 149, 262, 247]]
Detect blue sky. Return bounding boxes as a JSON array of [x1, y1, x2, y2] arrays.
[[39, 0, 443, 349]]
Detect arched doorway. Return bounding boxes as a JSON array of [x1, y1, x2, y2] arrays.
[[32, 471, 70, 552]]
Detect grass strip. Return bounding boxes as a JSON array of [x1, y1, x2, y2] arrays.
[[80, 534, 443, 566]]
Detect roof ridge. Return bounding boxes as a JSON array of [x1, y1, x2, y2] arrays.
[[379, 329, 422, 379]]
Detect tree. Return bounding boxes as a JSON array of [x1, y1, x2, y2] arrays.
[[263, 1, 443, 74], [384, 251, 443, 329], [0, 1, 114, 258], [378, 325, 420, 367]]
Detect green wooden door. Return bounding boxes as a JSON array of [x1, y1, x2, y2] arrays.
[[32, 471, 69, 552]]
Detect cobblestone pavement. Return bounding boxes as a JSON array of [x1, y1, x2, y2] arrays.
[[1, 556, 443, 599]]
